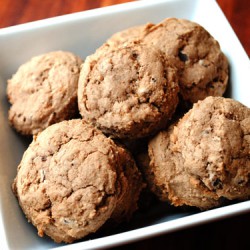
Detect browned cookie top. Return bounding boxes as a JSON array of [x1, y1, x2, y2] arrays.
[[7, 51, 83, 135], [148, 97, 250, 210], [78, 42, 179, 139], [12, 119, 143, 243], [143, 18, 229, 104]]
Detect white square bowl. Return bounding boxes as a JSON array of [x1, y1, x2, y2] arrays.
[[0, 0, 250, 249]]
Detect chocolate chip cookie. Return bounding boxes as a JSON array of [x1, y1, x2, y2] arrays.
[[12, 119, 143, 243], [143, 18, 229, 104], [7, 51, 83, 135], [147, 96, 250, 210], [78, 41, 179, 139]]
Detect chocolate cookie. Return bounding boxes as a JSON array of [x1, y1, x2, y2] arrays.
[[147, 96, 250, 210], [12, 119, 143, 243], [143, 18, 229, 104], [78, 41, 179, 139], [7, 51, 83, 135]]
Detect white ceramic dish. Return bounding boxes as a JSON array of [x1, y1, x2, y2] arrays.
[[0, 0, 250, 249]]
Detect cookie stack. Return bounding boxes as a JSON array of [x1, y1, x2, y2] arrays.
[[8, 18, 250, 244]]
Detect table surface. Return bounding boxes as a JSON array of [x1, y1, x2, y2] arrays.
[[1, 0, 250, 249]]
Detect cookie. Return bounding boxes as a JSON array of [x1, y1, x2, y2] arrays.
[[109, 144, 145, 223], [106, 24, 152, 46], [7, 51, 83, 135], [143, 18, 229, 104], [12, 119, 143, 243], [147, 96, 250, 210], [78, 41, 179, 139]]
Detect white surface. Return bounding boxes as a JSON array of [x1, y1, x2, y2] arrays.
[[0, 0, 250, 249]]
